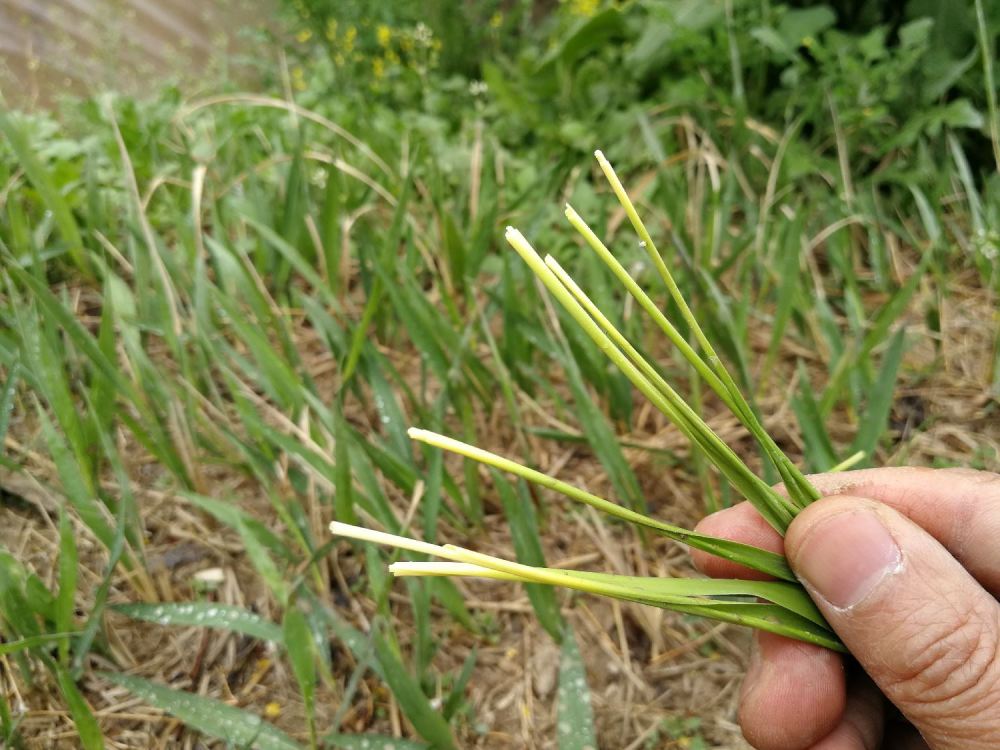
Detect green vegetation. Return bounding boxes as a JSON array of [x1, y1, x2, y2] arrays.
[[0, 0, 998, 746]]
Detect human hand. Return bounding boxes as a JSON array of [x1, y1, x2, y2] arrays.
[[691, 467, 1000, 749]]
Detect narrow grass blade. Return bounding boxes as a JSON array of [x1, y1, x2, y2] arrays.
[[408, 428, 794, 580], [391, 563, 824, 628], [792, 362, 839, 473], [0, 361, 18, 448], [495, 475, 565, 640], [369, 625, 457, 750], [183, 493, 291, 605], [283, 607, 317, 749], [0, 633, 79, 655], [584, 157, 819, 509], [113, 603, 283, 643], [101, 672, 302, 750], [55, 666, 103, 750], [329, 736, 426, 750], [335, 523, 838, 650], [56, 510, 77, 666], [505, 227, 795, 533], [442, 648, 477, 721], [556, 628, 597, 750], [849, 327, 907, 464]]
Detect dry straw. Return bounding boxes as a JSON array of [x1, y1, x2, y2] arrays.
[[332, 151, 844, 652]]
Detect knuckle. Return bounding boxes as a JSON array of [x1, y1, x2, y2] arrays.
[[885, 602, 1000, 711]]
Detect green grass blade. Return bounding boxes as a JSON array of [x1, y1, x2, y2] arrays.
[[0, 633, 79, 656], [849, 327, 907, 464], [0, 361, 18, 448], [113, 603, 283, 642], [792, 362, 839, 473], [328, 737, 426, 750], [369, 624, 457, 750], [408, 428, 794, 581], [55, 510, 78, 666], [585, 157, 819, 509], [183, 493, 291, 605], [55, 666, 103, 750], [503, 230, 796, 533], [101, 672, 302, 750], [283, 607, 317, 749], [556, 628, 597, 750], [495, 474, 565, 641]]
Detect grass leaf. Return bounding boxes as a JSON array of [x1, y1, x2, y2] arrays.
[[101, 672, 302, 750], [556, 628, 597, 750], [113, 603, 283, 643]]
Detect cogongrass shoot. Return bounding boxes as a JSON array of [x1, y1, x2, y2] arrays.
[[333, 150, 843, 652]]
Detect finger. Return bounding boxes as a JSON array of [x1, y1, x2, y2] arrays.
[[738, 631, 846, 750], [692, 501, 784, 580], [786, 495, 1000, 749], [809, 672, 884, 750], [800, 467, 1000, 595]]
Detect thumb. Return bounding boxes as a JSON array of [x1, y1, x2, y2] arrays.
[[785, 495, 1000, 750]]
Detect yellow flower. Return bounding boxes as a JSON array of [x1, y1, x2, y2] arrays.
[[291, 66, 306, 91], [326, 18, 338, 41], [344, 25, 357, 52], [568, 0, 599, 17], [296, 28, 312, 43], [372, 57, 386, 79], [489, 12, 503, 29], [386, 49, 400, 66], [376, 24, 392, 48], [264, 702, 281, 718]]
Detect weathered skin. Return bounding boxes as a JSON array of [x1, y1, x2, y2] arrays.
[[693, 467, 1000, 750]]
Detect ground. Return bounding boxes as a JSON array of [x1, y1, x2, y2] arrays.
[[3, 264, 996, 748]]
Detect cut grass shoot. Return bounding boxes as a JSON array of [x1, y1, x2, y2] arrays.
[[331, 151, 843, 656]]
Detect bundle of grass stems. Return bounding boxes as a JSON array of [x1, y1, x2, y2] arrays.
[[332, 150, 846, 653]]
